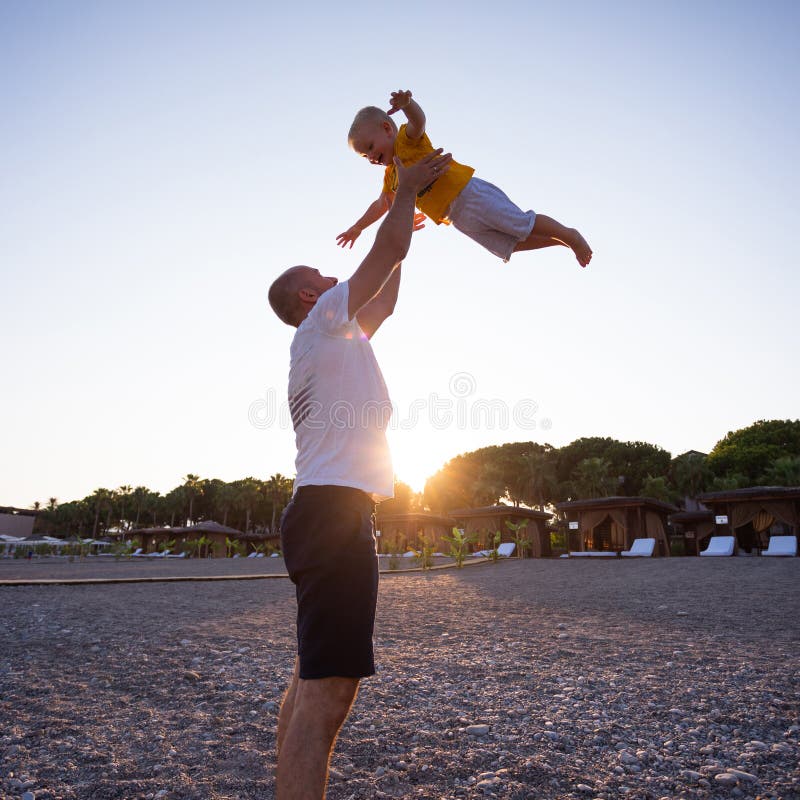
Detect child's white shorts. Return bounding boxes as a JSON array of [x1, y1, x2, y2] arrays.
[[446, 177, 535, 261]]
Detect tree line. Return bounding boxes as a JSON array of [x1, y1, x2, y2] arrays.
[[33, 419, 800, 536], [384, 419, 800, 516], [34, 474, 294, 539]]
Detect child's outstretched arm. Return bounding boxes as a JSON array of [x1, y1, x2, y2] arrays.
[[336, 191, 394, 249], [388, 89, 425, 141]]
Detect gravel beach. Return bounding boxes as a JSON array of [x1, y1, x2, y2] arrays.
[[1, 557, 798, 800]]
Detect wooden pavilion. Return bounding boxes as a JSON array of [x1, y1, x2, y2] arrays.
[[131, 520, 271, 558], [374, 511, 456, 554], [448, 505, 553, 557], [695, 486, 800, 555], [555, 496, 677, 556]]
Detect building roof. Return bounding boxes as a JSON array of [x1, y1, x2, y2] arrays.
[[376, 511, 456, 527], [132, 520, 245, 537], [0, 506, 39, 517], [697, 486, 800, 503], [448, 505, 552, 520], [556, 496, 678, 513]]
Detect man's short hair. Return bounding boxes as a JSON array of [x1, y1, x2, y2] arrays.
[[348, 106, 397, 147], [268, 266, 307, 327]]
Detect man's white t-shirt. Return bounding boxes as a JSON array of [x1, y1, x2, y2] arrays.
[[288, 281, 394, 501]]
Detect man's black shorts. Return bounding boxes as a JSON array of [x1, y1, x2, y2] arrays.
[[280, 485, 378, 680]]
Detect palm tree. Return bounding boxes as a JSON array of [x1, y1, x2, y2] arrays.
[[762, 455, 800, 486], [116, 485, 133, 531], [520, 450, 557, 510], [90, 488, 114, 537], [163, 487, 186, 527], [235, 478, 262, 533], [131, 486, 149, 528], [47, 497, 58, 512], [266, 473, 293, 534], [214, 483, 237, 527], [572, 457, 615, 499], [183, 474, 204, 525], [640, 474, 674, 503], [470, 463, 505, 506], [671, 453, 712, 500]]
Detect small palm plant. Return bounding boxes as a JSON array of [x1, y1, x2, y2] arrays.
[[444, 526, 477, 568], [157, 538, 176, 555], [505, 519, 531, 558], [225, 537, 242, 558], [184, 538, 202, 558], [412, 534, 435, 570], [486, 530, 502, 562]]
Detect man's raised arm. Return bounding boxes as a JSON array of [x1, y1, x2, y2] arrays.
[[347, 150, 451, 321]]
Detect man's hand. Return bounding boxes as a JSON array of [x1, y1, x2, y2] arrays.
[[395, 149, 452, 194], [388, 89, 413, 115], [336, 225, 362, 249]]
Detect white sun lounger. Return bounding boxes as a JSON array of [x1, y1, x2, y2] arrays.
[[621, 538, 655, 557], [568, 550, 617, 557], [762, 535, 797, 557], [699, 536, 735, 557], [497, 542, 516, 557], [166, 551, 187, 558]]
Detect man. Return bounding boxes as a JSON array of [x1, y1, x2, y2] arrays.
[[267, 149, 452, 799]]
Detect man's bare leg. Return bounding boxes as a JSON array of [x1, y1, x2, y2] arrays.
[[277, 659, 300, 757], [276, 673, 360, 800], [514, 214, 592, 266]]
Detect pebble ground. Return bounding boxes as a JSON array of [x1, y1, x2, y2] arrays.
[[1, 556, 798, 799]]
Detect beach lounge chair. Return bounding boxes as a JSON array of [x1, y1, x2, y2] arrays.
[[130, 548, 145, 557], [471, 549, 490, 557], [247, 552, 258, 558], [762, 535, 797, 557], [166, 551, 186, 558], [699, 536, 735, 557], [147, 550, 170, 558], [568, 550, 617, 557], [621, 538, 655, 557], [497, 542, 516, 557]]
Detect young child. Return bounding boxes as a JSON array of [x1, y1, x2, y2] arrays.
[[337, 90, 592, 267]]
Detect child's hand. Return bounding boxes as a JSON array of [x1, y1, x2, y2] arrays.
[[388, 89, 413, 115], [412, 212, 427, 232], [336, 225, 362, 249]]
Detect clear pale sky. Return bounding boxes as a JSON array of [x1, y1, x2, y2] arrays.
[[2, 0, 798, 507]]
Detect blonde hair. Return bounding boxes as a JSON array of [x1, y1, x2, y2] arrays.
[[268, 266, 308, 327], [348, 105, 397, 147]]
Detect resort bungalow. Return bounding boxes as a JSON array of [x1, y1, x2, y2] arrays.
[[448, 505, 554, 557], [556, 496, 677, 556], [130, 520, 270, 557], [694, 486, 800, 555], [374, 511, 457, 554]]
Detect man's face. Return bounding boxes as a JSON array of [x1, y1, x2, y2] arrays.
[[296, 266, 337, 298], [352, 120, 396, 167]]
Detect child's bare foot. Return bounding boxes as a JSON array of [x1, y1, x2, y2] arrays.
[[568, 229, 592, 267]]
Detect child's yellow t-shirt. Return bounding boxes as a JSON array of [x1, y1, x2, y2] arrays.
[[382, 124, 475, 224]]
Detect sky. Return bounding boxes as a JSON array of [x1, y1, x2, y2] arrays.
[[2, 0, 799, 508]]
